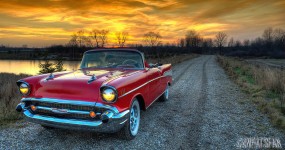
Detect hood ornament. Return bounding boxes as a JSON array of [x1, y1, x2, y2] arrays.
[[88, 74, 97, 84], [45, 73, 54, 82]]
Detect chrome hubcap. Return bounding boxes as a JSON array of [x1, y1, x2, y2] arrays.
[[130, 100, 140, 136]]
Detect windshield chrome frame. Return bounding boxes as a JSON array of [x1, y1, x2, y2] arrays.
[[80, 49, 145, 70]]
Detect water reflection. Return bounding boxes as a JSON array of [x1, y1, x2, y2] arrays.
[[0, 60, 81, 75]]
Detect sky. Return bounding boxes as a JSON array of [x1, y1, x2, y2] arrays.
[[0, 0, 284, 47]]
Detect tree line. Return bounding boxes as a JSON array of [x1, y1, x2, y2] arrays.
[[66, 29, 163, 48], [62, 27, 284, 57], [0, 26, 275, 61]]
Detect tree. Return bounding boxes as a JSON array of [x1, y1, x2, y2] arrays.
[[39, 60, 55, 74], [76, 30, 86, 47], [234, 40, 242, 48], [228, 37, 234, 48], [68, 33, 79, 47], [68, 30, 90, 48], [179, 38, 185, 47], [39, 56, 66, 74], [185, 30, 201, 48], [202, 38, 213, 48], [143, 32, 162, 47], [90, 29, 100, 48], [214, 32, 228, 54], [116, 31, 128, 47], [262, 27, 274, 49], [243, 39, 250, 48], [99, 30, 109, 47], [273, 28, 285, 49]]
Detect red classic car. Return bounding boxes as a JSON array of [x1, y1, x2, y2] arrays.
[[16, 49, 172, 140]]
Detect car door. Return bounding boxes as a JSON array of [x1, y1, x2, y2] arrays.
[[146, 67, 161, 106]]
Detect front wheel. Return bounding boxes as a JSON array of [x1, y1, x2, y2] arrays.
[[120, 98, 140, 140]]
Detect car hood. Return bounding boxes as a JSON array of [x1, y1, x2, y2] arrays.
[[33, 68, 139, 102]]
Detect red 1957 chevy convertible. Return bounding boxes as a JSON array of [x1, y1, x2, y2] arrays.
[[16, 49, 172, 140]]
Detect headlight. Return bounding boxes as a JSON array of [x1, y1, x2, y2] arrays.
[[101, 87, 117, 103], [19, 83, 30, 96]]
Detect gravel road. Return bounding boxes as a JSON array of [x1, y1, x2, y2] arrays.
[[1, 55, 284, 149]]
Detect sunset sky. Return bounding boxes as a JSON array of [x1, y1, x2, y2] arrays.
[[0, 0, 284, 47]]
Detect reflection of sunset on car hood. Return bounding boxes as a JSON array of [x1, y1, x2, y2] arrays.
[[49, 68, 140, 82], [0, 0, 284, 47]]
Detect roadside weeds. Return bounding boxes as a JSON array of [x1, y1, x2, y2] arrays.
[[217, 56, 285, 130], [0, 73, 29, 126]]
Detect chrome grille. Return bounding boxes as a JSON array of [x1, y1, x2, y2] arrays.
[[36, 109, 100, 120], [24, 101, 107, 120]]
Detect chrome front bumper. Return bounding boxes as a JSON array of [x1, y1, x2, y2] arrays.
[[17, 98, 129, 133]]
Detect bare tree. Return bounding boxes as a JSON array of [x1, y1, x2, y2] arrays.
[[76, 30, 86, 47], [243, 39, 250, 48], [202, 38, 213, 48], [90, 29, 100, 48], [68, 33, 78, 47], [99, 30, 109, 47], [263, 27, 274, 42], [214, 32, 228, 54], [273, 28, 285, 49], [263, 27, 274, 49], [185, 30, 201, 48], [234, 40, 242, 48], [143, 32, 162, 47], [228, 37, 234, 48], [179, 38, 185, 47], [116, 31, 128, 47], [84, 36, 93, 47]]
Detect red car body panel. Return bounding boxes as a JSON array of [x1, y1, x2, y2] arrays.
[[19, 49, 172, 113]]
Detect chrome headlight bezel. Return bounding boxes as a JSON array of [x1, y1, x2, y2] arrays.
[[100, 86, 118, 103], [18, 82, 31, 96]]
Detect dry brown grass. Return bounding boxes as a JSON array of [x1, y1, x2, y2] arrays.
[[0, 73, 29, 125], [217, 56, 285, 129]]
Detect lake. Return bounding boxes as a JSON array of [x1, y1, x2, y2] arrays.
[[0, 60, 81, 75]]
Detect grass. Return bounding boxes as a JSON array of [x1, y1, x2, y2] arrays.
[[0, 73, 29, 126], [217, 56, 285, 129]]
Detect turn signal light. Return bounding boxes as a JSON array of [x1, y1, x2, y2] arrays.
[[90, 111, 96, 118], [30, 105, 36, 111]]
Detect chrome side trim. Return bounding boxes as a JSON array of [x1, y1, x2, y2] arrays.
[[118, 76, 164, 98], [21, 97, 119, 114]]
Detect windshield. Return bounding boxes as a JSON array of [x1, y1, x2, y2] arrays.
[[80, 50, 144, 69]]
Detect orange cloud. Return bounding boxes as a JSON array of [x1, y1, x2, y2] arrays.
[[0, 0, 284, 47]]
